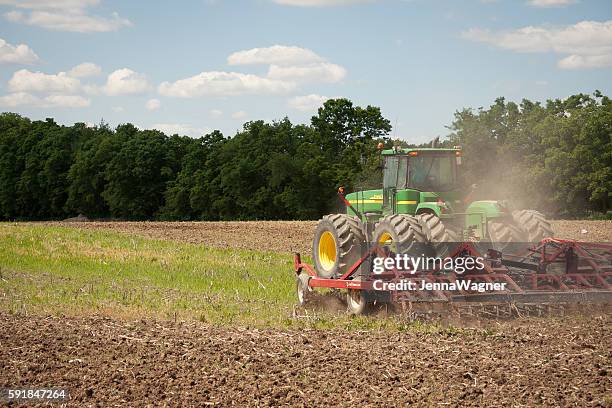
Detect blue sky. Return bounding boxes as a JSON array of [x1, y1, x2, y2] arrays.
[[0, 0, 611, 143]]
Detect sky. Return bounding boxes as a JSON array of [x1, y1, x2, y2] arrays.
[[0, 0, 611, 143]]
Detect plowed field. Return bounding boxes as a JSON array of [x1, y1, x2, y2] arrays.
[[41, 219, 612, 254], [1, 312, 610, 407]]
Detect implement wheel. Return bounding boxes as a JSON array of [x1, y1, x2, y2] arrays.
[[346, 277, 369, 315], [296, 273, 313, 306], [313, 214, 365, 278], [512, 210, 554, 242]]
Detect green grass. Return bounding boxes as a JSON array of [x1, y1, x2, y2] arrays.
[[0, 223, 301, 326], [0, 223, 458, 332]]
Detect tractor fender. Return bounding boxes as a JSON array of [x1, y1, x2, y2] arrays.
[[464, 200, 509, 240], [465, 200, 507, 218], [415, 203, 442, 217]]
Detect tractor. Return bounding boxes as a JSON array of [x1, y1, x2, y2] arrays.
[[312, 145, 554, 280]]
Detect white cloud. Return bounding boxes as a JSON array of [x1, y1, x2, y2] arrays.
[[161, 45, 346, 98], [0, 0, 100, 9], [45, 94, 89, 107], [8, 69, 81, 93], [231, 110, 248, 120], [111, 105, 123, 112], [0, 38, 39, 64], [0, 91, 89, 107], [5, 9, 131, 32], [158, 71, 295, 97], [288, 94, 329, 111], [68, 62, 101, 77], [557, 54, 612, 69], [150, 123, 208, 138], [527, 0, 576, 7], [209, 109, 223, 117], [145, 98, 160, 111], [462, 20, 612, 69], [272, 0, 374, 6], [228, 45, 323, 66], [103, 68, 150, 96], [268, 62, 346, 83]]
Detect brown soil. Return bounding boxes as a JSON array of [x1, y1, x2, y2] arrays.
[[1, 312, 609, 407], [39, 220, 611, 254]]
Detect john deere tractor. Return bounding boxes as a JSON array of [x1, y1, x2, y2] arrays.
[[312, 146, 553, 279]]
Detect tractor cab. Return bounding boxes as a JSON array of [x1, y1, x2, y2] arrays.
[[380, 147, 463, 216]]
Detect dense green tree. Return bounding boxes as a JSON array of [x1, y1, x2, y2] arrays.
[[0, 94, 608, 221]]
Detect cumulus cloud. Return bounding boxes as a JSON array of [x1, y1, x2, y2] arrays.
[[0, 38, 39, 64], [558, 54, 612, 69], [231, 110, 248, 120], [145, 98, 160, 111], [527, 0, 576, 7], [462, 20, 612, 69], [5, 10, 131, 32], [68, 62, 101, 77], [0, 0, 100, 9], [0, 91, 89, 107], [272, 0, 374, 6], [8, 69, 81, 93], [288, 94, 329, 111], [228, 45, 323, 66], [209, 109, 223, 117], [158, 71, 295, 97], [102, 68, 150, 95], [268, 62, 346, 83], [150, 123, 208, 138], [2, 0, 131, 32], [161, 45, 346, 98]]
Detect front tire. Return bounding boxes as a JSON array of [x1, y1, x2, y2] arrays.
[[512, 210, 554, 242], [486, 219, 526, 251]]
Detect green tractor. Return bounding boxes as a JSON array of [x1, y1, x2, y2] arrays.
[[312, 146, 553, 279]]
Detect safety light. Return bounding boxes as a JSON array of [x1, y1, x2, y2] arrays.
[[377, 142, 384, 150], [408, 151, 418, 156], [455, 151, 462, 156]]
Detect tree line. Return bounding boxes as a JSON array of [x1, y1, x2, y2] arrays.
[[0, 93, 609, 221]]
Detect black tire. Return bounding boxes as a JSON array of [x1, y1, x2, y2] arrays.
[[372, 214, 429, 256], [485, 219, 526, 252], [417, 213, 459, 258], [512, 210, 554, 242], [313, 214, 365, 278]]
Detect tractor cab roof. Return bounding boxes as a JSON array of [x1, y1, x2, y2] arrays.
[[381, 147, 461, 156]]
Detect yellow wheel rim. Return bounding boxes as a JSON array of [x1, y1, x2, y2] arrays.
[[318, 231, 337, 271], [378, 232, 393, 245]]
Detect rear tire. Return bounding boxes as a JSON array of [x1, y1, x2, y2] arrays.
[[372, 214, 429, 255], [417, 213, 459, 258], [313, 214, 365, 278], [512, 210, 554, 242]]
